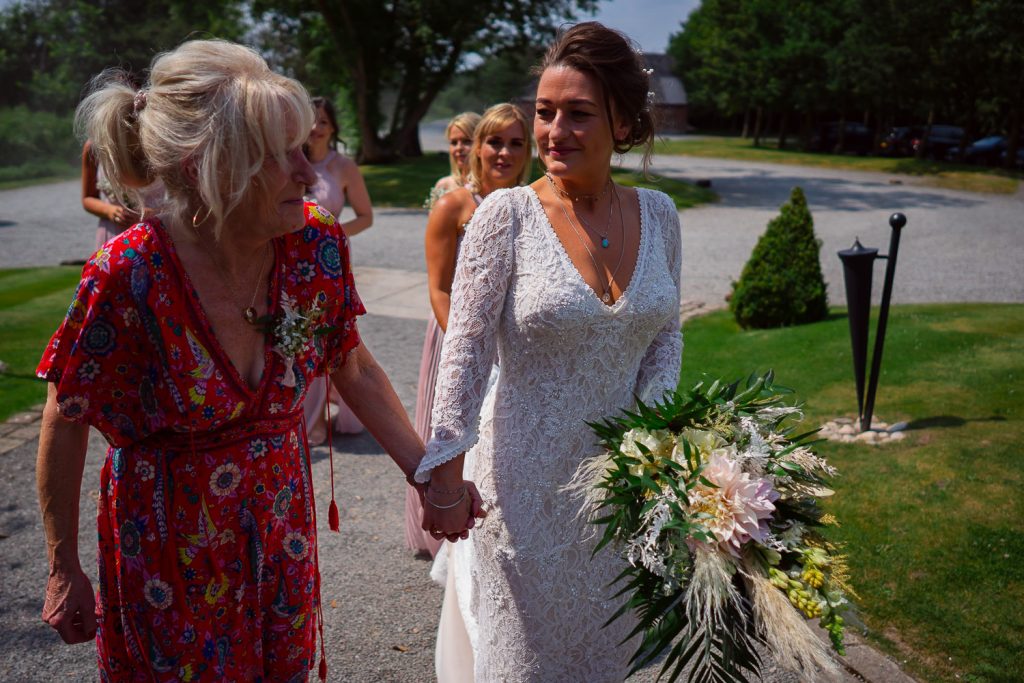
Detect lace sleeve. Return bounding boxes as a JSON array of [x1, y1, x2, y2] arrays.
[[635, 192, 684, 405], [414, 190, 517, 482]]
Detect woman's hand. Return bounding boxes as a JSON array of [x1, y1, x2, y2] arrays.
[[421, 479, 487, 543], [107, 206, 140, 226], [42, 563, 96, 644]]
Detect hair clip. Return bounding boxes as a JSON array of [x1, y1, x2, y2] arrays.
[[133, 90, 148, 116], [643, 68, 654, 76]]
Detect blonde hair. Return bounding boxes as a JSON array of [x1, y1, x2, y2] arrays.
[[445, 111, 481, 186], [75, 39, 314, 239], [467, 103, 533, 189]]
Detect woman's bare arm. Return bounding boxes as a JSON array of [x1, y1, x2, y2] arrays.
[[36, 383, 96, 644]]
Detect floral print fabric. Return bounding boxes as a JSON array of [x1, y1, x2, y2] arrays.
[[37, 202, 364, 681]]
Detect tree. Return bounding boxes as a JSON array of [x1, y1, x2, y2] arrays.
[[430, 44, 545, 119], [729, 186, 828, 329], [255, 0, 594, 162], [0, 0, 245, 113], [665, 0, 1021, 155]]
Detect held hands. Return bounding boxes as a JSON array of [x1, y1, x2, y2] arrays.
[[421, 479, 487, 543], [42, 563, 96, 644]]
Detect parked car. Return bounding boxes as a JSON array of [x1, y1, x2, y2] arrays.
[[946, 136, 1008, 165], [811, 121, 874, 155], [878, 126, 924, 157], [1000, 146, 1024, 169], [912, 124, 964, 160]]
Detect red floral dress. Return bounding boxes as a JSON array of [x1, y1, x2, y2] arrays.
[[37, 203, 363, 682]]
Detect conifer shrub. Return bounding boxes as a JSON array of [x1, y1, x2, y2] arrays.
[[729, 186, 828, 329]]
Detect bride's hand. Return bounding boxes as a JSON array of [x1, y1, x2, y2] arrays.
[[422, 480, 487, 543]]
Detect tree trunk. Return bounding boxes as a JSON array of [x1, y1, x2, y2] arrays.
[[741, 108, 752, 139], [915, 108, 935, 160], [777, 110, 789, 150], [800, 111, 813, 151], [1005, 106, 1021, 170], [752, 107, 764, 146], [833, 114, 846, 155]]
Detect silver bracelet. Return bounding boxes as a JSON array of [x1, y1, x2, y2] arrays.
[[425, 489, 467, 510]]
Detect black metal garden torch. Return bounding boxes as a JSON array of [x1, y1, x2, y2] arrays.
[[837, 213, 906, 432]]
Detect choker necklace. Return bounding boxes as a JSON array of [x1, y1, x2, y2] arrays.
[[194, 225, 271, 325], [546, 174, 615, 248], [544, 173, 611, 204]]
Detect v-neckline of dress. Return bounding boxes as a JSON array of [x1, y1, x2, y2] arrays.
[[525, 185, 649, 312], [150, 216, 281, 400]]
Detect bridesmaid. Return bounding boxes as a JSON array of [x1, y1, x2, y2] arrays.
[[405, 103, 532, 558], [303, 96, 375, 443], [82, 139, 164, 251], [426, 111, 481, 207]]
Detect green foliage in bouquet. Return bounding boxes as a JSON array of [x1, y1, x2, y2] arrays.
[[573, 372, 853, 683], [729, 187, 828, 329]]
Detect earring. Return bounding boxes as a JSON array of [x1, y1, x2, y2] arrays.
[[192, 207, 211, 228]]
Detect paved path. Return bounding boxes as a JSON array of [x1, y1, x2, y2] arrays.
[[4, 133, 1012, 680]]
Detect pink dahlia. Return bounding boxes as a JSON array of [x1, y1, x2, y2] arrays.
[[688, 454, 779, 556]]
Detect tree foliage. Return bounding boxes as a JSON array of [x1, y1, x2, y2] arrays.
[[0, 0, 244, 113], [254, 0, 594, 162], [668, 0, 1023, 165], [730, 187, 828, 330]]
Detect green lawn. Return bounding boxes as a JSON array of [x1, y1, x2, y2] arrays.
[[0, 160, 79, 190], [656, 137, 1022, 195], [0, 267, 84, 420], [361, 152, 717, 209], [679, 305, 1023, 683]]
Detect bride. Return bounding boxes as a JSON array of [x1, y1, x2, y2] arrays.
[[417, 22, 683, 682]]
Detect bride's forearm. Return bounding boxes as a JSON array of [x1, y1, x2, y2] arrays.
[[425, 452, 466, 487]]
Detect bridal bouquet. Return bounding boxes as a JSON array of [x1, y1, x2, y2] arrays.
[[569, 372, 854, 682]]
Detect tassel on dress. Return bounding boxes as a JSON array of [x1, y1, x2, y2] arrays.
[[325, 374, 340, 532]]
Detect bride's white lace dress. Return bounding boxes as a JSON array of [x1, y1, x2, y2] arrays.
[[415, 185, 683, 682]]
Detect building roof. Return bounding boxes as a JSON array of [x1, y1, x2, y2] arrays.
[[644, 53, 687, 106]]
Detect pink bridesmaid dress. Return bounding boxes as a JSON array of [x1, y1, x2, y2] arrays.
[[304, 149, 364, 444]]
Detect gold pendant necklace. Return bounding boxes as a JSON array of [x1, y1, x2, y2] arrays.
[[194, 225, 271, 325]]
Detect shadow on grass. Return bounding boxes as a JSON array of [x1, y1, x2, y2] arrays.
[[906, 414, 1007, 430]]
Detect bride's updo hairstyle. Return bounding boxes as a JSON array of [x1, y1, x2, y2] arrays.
[[75, 39, 314, 239], [537, 22, 657, 173]]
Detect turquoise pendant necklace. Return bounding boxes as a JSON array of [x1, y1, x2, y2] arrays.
[[577, 194, 615, 249], [545, 174, 615, 248]]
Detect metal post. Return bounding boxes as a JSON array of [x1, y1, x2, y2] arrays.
[[861, 213, 906, 431], [837, 239, 879, 419]]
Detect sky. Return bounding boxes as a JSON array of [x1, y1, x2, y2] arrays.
[[0, 0, 702, 55], [585, 0, 701, 54]]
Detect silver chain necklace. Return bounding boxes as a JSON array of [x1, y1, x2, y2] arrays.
[[547, 176, 625, 304], [546, 173, 614, 247]]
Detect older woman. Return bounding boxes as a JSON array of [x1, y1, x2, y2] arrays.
[[418, 23, 683, 681], [35, 39, 477, 681], [302, 96, 374, 443], [406, 103, 531, 558], [426, 111, 481, 208]]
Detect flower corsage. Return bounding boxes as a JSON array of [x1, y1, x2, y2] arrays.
[[260, 293, 335, 387]]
